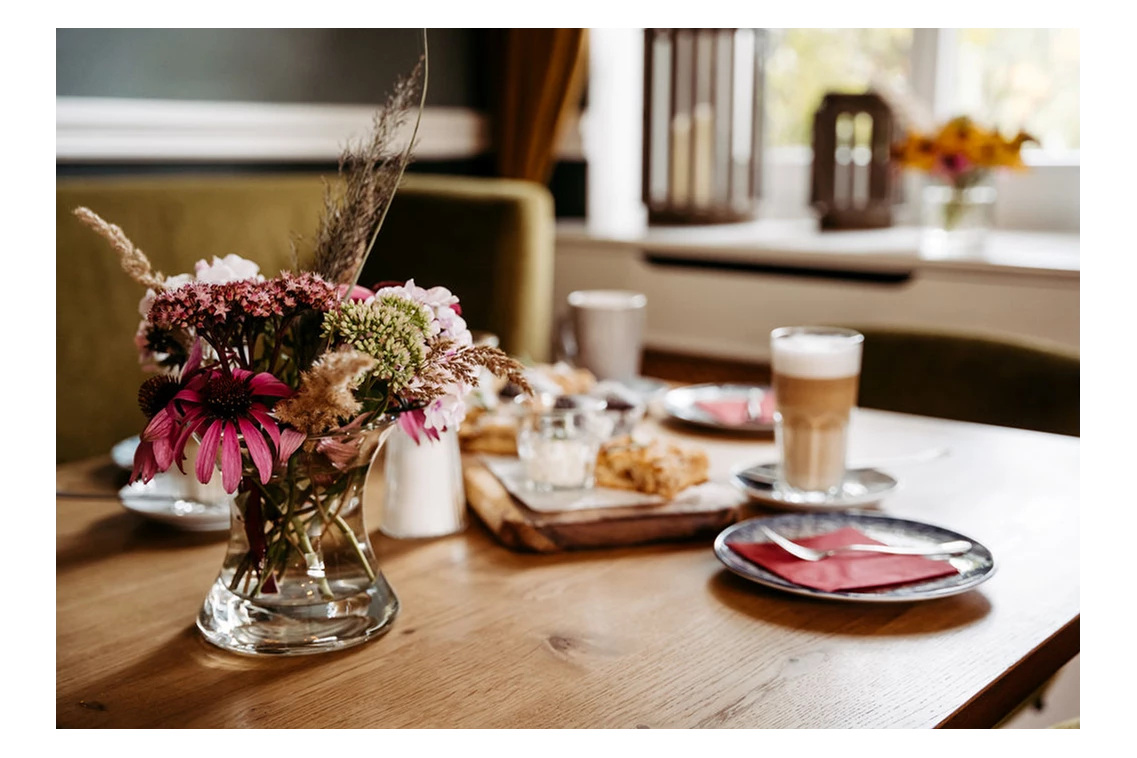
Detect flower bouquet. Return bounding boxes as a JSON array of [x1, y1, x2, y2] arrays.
[[892, 116, 1036, 251], [73, 59, 529, 656]]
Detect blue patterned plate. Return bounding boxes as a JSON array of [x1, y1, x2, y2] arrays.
[[714, 512, 996, 602]]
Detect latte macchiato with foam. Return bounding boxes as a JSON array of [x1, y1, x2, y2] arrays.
[[770, 327, 863, 497]]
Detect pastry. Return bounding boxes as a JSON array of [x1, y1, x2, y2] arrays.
[[525, 362, 596, 396], [594, 435, 709, 500], [458, 406, 519, 455]]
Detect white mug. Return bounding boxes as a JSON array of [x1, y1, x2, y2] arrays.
[[561, 290, 647, 383]]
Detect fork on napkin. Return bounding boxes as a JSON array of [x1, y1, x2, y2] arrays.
[[727, 526, 960, 592]]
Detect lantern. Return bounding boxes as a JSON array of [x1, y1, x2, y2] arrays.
[[642, 28, 768, 225], [810, 92, 896, 230]]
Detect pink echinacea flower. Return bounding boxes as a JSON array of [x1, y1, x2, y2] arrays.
[[173, 367, 295, 493]]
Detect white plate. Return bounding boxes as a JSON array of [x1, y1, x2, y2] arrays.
[[621, 376, 670, 400], [118, 474, 233, 532], [714, 512, 996, 602], [111, 435, 140, 470], [481, 455, 746, 514], [730, 462, 898, 511], [662, 383, 775, 433]]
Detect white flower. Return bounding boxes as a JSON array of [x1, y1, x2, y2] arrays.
[[376, 279, 471, 346], [422, 385, 469, 433], [194, 254, 264, 284], [436, 305, 472, 346], [420, 284, 460, 310]]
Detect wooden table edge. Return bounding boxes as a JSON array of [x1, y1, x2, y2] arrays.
[[937, 615, 1080, 728]]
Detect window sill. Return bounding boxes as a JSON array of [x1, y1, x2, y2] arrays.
[[555, 218, 1079, 281]]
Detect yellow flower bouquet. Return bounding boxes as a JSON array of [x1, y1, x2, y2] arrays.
[[893, 116, 1036, 242], [892, 116, 1036, 189]]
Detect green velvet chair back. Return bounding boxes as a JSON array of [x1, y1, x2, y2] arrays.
[[849, 326, 1079, 437], [56, 172, 554, 463]]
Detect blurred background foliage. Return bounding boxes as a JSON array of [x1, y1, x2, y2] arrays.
[[765, 28, 1078, 151]]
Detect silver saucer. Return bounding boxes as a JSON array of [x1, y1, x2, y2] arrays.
[[730, 462, 898, 511], [118, 475, 233, 532]]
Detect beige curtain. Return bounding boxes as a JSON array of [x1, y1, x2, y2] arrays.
[[493, 29, 588, 184]]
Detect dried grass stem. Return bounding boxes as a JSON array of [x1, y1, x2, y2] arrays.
[[73, 207, 167, 291]]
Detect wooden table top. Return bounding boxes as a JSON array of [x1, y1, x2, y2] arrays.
[[56, 407, 1079, 728]]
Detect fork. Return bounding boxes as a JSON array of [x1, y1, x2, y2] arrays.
[[758, 525, 971, 561]]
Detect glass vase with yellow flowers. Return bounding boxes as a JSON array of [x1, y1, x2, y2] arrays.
[[893, 116, 1036, 255]]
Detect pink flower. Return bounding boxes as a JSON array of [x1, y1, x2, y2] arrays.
[[396, 408, 441, 444], [130, 339, 205, 484], [337, 283, 375, 302], [934, 152, 972, 183], [173, 367, 294, 493]]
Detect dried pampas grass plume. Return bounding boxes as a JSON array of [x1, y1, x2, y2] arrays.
[[275, 348, 379, 435], [312, 56, 426, 290], [73, 207, 167, 291]]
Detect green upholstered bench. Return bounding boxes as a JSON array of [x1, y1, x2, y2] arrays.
[[849, 325, 1079, 437], [56, 172, 555, 463]]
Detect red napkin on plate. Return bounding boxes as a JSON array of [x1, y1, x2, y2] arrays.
[[696, 393, 775, 425], [727, 526, 959, 592]]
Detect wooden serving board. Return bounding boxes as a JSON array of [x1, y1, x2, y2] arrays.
[[463, 456, 745, 552], [462, 414, 775, 552]]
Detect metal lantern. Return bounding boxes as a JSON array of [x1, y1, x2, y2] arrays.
[[642, 28, 767, 225], [810, 92, 896, 230]]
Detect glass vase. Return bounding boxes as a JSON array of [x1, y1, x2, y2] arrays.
[[921, 184, 996, 258], [197, 416, 399, 656]]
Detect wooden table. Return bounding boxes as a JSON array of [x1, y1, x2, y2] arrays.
[[56, 408, 1079, 728]]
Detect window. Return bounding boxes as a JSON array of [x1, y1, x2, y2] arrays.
[[763, 28, 1078, 157], [583, 29, 1080, 232], [951, 29, 1080, 151], [765, 28, 913, 147]]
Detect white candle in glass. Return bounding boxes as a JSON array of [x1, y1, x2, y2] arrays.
[[692, 103, 714, 208], [670, 113, 691, 207]]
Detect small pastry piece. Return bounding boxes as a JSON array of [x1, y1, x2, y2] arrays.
[[527, 362, 596, 396], [458, 412, 519, 455], [594, 435, 710, 500]]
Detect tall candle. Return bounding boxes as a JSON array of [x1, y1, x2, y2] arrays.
[[670, 113, 691, 207], [692, 103, 714, 208]]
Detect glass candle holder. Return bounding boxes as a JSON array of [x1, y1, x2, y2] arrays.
[[516, 396, 613, 491]]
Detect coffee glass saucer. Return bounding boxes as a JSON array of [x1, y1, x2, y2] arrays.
[[730, 462, 898, 511], [118, 471, 233, 532], [110, 435, 232, 531]]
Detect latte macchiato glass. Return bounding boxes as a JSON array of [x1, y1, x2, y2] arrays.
[[770, 327, 863, 501]]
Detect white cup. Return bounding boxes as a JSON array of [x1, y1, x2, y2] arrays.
[[562, 290, 647, 383]]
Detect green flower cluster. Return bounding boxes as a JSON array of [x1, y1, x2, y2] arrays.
[[321, 295, 433, 393]]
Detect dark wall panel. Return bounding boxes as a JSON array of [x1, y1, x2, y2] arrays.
[[56, 28, 585, 217], [57, 28, 486, 108]]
